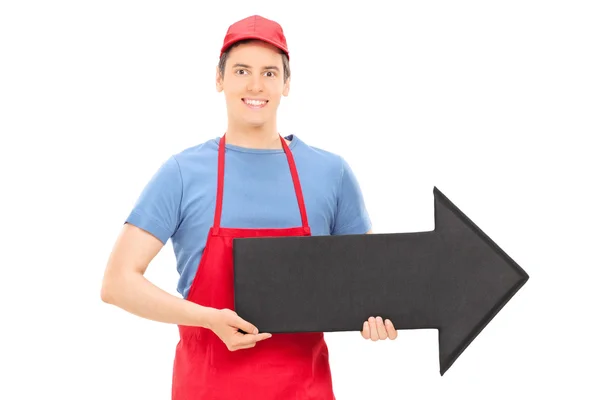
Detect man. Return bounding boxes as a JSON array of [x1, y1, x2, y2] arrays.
[[101, 15, 397, 399]]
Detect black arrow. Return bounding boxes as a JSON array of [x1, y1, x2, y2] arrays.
[[232, 187, 529, 375]]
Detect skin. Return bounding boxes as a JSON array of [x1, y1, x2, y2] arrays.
[[100, 40, 396, 353], [215, 40, 291, 149]]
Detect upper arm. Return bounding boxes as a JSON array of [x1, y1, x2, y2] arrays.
[[331, 157, 372, 235], [102, 156, 183, 290], [105, 223, 165, 277], [101, 224, 164, 303], [124, 156, 183, 244]]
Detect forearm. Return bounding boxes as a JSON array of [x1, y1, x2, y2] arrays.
[[101, 271, 215, 329]]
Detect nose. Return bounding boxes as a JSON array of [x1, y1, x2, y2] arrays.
[[246, 75, 263, 93]]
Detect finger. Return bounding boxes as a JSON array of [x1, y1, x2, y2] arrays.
[[232, 315, 259, 335], [368, 317, 379, 341], [375, 316, 388, 340], [361, 321, 370, 339], [237, 332, 272, 347], [232, 342, 258, 351], [385, 319, 398, 340]]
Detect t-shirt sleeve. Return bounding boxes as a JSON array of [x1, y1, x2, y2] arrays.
[[331, 157, 372, 235], [125, 156, 183, 244]]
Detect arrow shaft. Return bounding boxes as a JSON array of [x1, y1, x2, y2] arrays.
[[234, 231, 444, 332]]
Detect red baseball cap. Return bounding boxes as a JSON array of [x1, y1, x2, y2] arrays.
[[220, 15, 289, 59]]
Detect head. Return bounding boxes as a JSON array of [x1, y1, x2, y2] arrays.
[[216, 38, 291, 130]]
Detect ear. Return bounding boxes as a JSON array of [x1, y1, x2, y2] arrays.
[[216, 65, 224, 92], [282, 76, 291, 97]]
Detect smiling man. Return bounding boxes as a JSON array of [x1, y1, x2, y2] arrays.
[[101, 15, 397, 399]]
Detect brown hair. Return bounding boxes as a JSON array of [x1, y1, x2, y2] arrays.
[[218, 39, 291, 83]]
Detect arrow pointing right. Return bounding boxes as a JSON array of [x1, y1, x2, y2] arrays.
[[233, 187, 530, 375], [428, 187, 529, 374]]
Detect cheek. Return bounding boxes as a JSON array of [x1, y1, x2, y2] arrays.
[[224, 91, 242, 106], [267, 83, 286, 100]]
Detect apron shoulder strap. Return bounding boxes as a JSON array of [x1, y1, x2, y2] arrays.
[[214, 134, 309, 230]]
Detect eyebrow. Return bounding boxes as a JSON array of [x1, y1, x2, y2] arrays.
[[232, 63, 280, 72]]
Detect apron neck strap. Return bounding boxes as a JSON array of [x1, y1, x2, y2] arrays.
[[214, 134, 310, 230]]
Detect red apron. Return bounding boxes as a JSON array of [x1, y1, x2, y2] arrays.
[[172, 135, 335, 399]]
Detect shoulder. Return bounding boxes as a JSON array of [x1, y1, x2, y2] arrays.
[[164, 137, 222, 182], [138, 136, 220, 201], [290, 135, 357, 188], [171, 137, 219, 165], [289, 135, 346, 173], [290, 135, 343, 162]]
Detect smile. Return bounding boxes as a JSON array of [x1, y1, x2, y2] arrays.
[[242, 98, 268, 109]]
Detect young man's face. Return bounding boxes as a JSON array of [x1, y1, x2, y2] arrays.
[[216, 40, 290, 130]]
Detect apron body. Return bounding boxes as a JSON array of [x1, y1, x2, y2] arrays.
[[172, 135, 335, 400]]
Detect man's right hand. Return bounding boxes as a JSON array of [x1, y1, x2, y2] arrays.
[[207, 308, 272, 351]]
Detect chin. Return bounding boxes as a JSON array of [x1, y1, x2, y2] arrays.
[[243, 118, 268, 128]]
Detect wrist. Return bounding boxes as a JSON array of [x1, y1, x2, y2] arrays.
[[197, 305, 218, 330]]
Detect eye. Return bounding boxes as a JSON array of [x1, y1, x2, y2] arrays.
[[235, 69, 248, 75], [264, 71, 276, 77]]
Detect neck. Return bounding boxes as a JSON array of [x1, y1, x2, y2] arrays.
[[225, 120, 286, 149]]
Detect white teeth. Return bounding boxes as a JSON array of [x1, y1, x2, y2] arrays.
[[244, 99, 266, 106]]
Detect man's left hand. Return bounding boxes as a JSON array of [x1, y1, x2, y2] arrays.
[[361, 316, 398, 341]]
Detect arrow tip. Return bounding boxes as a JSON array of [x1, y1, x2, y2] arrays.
[[432, 185, 530, 376], [440, 364, 449, 377]]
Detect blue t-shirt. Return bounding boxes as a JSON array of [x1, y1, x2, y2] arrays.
[[125, 134, 372, 298]]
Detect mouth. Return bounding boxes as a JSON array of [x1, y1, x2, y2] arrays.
[[242, 98, 268, 109]]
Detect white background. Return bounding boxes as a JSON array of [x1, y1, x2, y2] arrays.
[[1, 1, 598, 399]]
